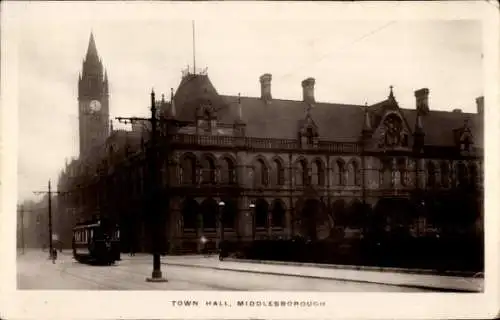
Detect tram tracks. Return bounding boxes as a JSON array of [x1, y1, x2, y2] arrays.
[[56, 258, 243, 290]]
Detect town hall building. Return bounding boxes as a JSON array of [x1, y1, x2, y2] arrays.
[[56, 33, 483, 253]]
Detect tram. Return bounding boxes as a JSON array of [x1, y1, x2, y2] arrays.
[[72, 218, 121, 265]]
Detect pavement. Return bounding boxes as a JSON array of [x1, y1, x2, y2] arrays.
[[124, 253, 484, 292], [16, 250, 483, 292]]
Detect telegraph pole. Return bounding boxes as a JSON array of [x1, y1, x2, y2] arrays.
[[33, 180, 70, 259], [33, 180, 53, 258], [117, 89, 189, 282], [118, 89, 165, 282]]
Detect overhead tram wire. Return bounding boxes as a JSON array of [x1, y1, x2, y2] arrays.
[[277, 21, 397, 82]]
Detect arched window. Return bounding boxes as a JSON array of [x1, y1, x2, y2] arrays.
[[380, 159, 392, 188], [204, 109, 212, 132], [201, 156, 216, 184], [271, 200, 286, 228], [347, 161, 360, 186], [456, 163, 468, 186], [427, 161, 436, 187], [182, 199, 199, 230], [336, 160, 345, 186], [306, 127, 314, 145], [181, 155, 197, 185], [221, 199, 237, 229], [255, 199, 269, 229], [397, 158, 406, 186], [254, 159, 269, 186], [311, 159, 324, 186], [296, 160, 308, 186], [274, 159, 285, 186], [441, 162, 450, 187], [468, 163, 478, 187], [220, 157, 235, 184], [201, 198, 217, 230]]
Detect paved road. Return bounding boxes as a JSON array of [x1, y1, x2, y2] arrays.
[[17, 250, 432, 291]]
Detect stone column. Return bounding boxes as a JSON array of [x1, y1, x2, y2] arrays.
[[196, 212, 203, 253], [238, 196, 254, 243], [267, 209, 272, 238], [285, 208, 293, 239], [416, 158, 426, 189]]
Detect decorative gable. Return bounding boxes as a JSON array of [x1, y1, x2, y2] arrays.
[[298, 106, 319, 148], [196, 101, 217, 134], [454, 119, 474, 154], [373, 111, 412, 151]]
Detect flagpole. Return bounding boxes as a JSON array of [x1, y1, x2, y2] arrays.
[[192, 20, 196, 74]]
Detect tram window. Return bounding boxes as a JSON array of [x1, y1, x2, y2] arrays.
[[90, 229, 93, 240]]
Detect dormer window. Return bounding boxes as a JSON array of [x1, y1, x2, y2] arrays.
[[382, 114, 403, 147], [402, 134, 408, 147], [462, 137, 472, 152], [306, 127, 314, 145], [204, 109, 212, 132]]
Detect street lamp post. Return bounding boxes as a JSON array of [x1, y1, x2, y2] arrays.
[[116, 89, 190, 282], [249, 202, 256, 241], [146, 89, 166, 283], [218, 201, 225, 247]]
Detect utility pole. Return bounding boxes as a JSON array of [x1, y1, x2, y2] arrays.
[[117, 89, 189, 282], [33, 180, 71, 260]]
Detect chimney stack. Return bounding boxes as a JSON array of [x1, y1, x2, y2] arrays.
[[476, 96, 484, 114], [415, 88, 429, 115], [259, 73, 272, 102], [302, 77, 315, 104]]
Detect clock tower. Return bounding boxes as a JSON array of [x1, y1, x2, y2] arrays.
[[78, 32, 110, 157]]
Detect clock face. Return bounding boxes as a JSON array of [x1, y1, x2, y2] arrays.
[[89, 100, 102, 113]]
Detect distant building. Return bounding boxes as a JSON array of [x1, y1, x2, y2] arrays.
[[57, 33, 483, 253]]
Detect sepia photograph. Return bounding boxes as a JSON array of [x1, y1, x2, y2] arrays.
[[1, 1, 499, 319]]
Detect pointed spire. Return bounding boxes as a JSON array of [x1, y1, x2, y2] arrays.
[[388, 85, 395, 100], [170, 88, 176, 117], [238, 93, 243, 121], [363, 102, 372, 131], [103, 69, 109, 94], [86, 32, 99, 61]]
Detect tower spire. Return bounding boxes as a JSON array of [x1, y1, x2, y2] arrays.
[[86, 32, 99, 61]]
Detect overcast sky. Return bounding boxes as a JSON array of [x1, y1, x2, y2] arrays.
[[7, 2, 484, 203]]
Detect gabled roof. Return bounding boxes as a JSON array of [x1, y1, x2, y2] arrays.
[[174, 74, 228, 121], [219, 95, 364, 142], [401, 109, 483, 148], [170, 74, 483, 148]]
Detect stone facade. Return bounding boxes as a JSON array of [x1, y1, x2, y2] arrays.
[[56, 34, 484, 253]]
